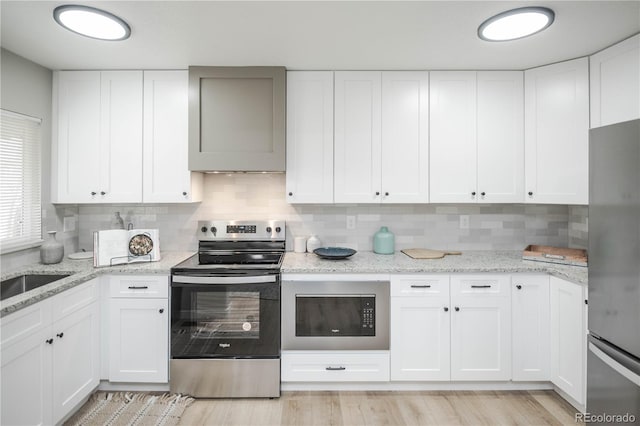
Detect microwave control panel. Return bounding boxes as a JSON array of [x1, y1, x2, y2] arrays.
[[361, 297, 375, 335]]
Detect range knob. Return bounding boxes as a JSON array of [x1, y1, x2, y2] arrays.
[[275, 226, 281, 233], [211, 227, 217, 235], [201, 226, 208, 233], [266, 227, 272, 233]]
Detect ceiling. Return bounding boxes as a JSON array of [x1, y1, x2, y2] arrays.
[[1, 1, 639, 71]]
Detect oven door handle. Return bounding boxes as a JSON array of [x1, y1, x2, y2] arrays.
[[172, 275, 277, 285]]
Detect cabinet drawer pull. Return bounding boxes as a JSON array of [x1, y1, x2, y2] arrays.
[[444, 307, 449, 312], [410, 285, 431, 288], [454, 307, 460, 312], [516, 285, 522, 290], [471, 285, 491, 288], [128, 285, 149, 289], [56, 332, 64, 338], [46, 338, 53, 344], [325, 366, 346, 371]]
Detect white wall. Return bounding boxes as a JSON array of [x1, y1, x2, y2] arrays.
[[0, 48, 78, 272]]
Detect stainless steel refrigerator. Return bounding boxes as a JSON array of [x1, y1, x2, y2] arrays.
[[588, 118, 640, 423]]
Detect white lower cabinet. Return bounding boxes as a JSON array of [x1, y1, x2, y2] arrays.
[[511, 275, 551, 381], [390, 275, 450, 381], [550, 276, 586, 406], [390, 274, 511, 382], [107, 275, 169, 383], [281, 351, 390, 382], [450, 275, 512, 381], [0, 279, 99, 425]]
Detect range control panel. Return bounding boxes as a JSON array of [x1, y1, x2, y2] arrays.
[[198, 220, 285, 241]]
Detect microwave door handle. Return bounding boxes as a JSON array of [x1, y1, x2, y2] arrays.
[[172, 275, 277, 285]]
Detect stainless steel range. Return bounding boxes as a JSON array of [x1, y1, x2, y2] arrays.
[[170, 220, 285, 398]]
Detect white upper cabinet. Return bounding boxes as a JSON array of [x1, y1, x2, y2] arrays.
[[334, 71, 429, 203], [590, 34, 640, 128], [53, 71, 102, 204], [100, 71, 144, 203], [53, 71, 143, 203], [524, 58, 589, 205], [286, 71, 334, 203], [430, 71, 523, 203], [54, 70, 202, 204], [381, 72, 429, 203], [142, 71, 202, 203], [477, 72, 524, 203], [430, 71, 477, 203], [334, 71, 382, 203]]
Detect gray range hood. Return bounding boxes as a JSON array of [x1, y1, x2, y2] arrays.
[[188, 66, 286, 172]]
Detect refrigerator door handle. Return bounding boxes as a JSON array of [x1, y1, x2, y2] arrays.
[[589, 340, 640, 386]]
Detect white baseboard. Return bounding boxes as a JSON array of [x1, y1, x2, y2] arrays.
[[97, 380, 170, 392], [281, 381, 554, 392]]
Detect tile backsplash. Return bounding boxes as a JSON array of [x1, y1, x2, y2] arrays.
[[78, 174, 579, 253]]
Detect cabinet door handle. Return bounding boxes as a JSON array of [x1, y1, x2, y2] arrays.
[[385, 192, 389, 196], [480, 192, 486, 196], [46, 338, 53, 344], [182, 191, 187, 196], [471, 191, 476, 196], [516, 285, 522, 290], [56, 332, 64, 338], [325, 366, 346, 371], [444, 307, 449, 312], [159, 308, 165, 314], [528, 191, 534, 197], [288, 192, 293, 196], [128, 286, 149, 289], [375, 191, 380, 196], [411, 285, 431, 288], [91, 191, 97, 196], [100, 191, 106, 196], [454, 307, 460, 312], [471, 285, 491, 288]]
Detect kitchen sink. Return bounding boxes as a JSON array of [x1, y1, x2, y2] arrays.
[[1, 274, 70, 301]]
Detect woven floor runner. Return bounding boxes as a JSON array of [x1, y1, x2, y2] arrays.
[[65, 392, 194, 426]]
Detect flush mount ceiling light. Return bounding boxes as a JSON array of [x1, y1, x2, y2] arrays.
[[53, 5, 131, 41], [478, 6, 555, 42]]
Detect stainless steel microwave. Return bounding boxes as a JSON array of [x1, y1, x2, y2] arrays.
[[281, 280, 389, 350]]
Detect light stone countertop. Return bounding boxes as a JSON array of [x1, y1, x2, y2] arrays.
[[1, 251, 194, 317], [2, 250, 588, 318], [281, 250, 588, 285]]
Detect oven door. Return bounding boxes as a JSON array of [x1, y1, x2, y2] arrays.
[[171, 273, 280, 358]]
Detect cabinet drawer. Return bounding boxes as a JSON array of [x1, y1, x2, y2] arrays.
[[1, 299, 52, 348], [451, 275, 510, 297], [281, 351, 389, 382], [52, 279, 99, 322], [108, 275, 168, 298], [391, 275, 449, 297]]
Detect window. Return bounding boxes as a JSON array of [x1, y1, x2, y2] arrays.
[[0, 109, 42, 253]]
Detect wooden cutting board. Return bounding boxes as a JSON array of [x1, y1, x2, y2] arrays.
[[401, 248, 462, 259]]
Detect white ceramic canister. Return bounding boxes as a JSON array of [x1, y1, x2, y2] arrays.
[[306, 235, 322, 252], [294, 236, 307, 253]]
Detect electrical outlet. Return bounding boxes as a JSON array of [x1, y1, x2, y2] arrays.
[[459, 215, 470, 229], [346, 215, 356, 230], [63, 216, 76, 232]]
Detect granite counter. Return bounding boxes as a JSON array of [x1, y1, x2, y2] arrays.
[[282, 250, 588, 285], [1, 252, 194, 317]]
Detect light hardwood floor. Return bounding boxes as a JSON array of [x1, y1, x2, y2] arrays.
[[178, 390, 584, 426]]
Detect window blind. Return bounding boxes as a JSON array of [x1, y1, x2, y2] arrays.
[[0, 109, 42, 253]]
